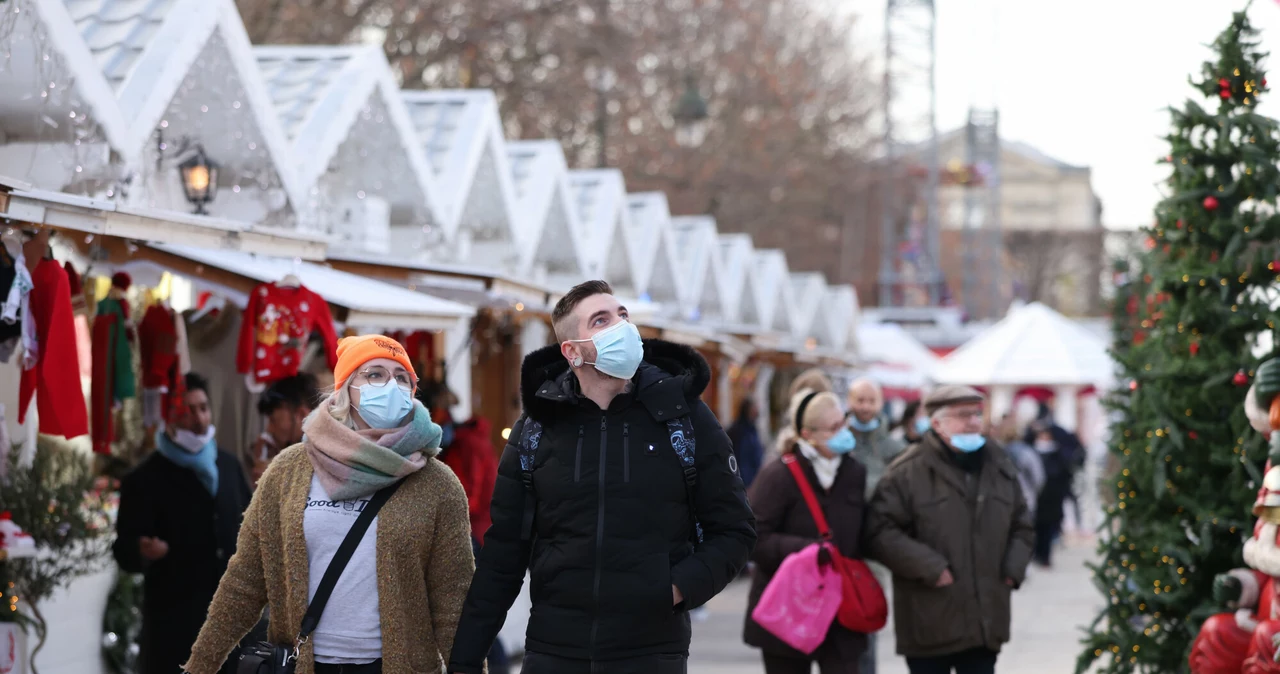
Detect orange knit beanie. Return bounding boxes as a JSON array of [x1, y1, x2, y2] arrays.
[[333, 335, 417, 389]]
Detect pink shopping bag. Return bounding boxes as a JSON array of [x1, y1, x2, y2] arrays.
[[750, 542, 842, 654]]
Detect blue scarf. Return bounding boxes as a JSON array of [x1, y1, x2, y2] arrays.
[[155, 429, 220, 496]]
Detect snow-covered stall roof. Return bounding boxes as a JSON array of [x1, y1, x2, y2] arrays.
[[624, 192, 675, 301], [400, 89, 519, 256], [254, 45, 441, 240], [568, 169, 631, 285], [505, 140, 587, 283], [820, 284, 859, 352], [149, 243, 475, 331], [715, 234, 753, 325], [668, 215, 724, 322], [748, 249, 793, 333], [856, 320, 940, 394], [72, 0, 304, 216], [931, 301, 1115, 387], [788, 272, 826, 341]]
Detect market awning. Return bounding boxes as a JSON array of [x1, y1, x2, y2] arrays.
[[0, 180, 329, 260], [326, 252, 557, 313], [148, 244, 474, 331]]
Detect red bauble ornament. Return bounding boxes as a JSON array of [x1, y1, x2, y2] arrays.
[[1204, 195, 1220, 211], [1211, 251, 1220, 262], [1176, 219, 1184, 229], [1235, 370, 1249, 386], [1220, 78, 1231, 88], [1189, 431, 1199, 440], [1129, 380, 1139, 391], [1221, 88, 1232, 99], [1191, 342, 1201, 356], [1145, 237, 1156, 250]]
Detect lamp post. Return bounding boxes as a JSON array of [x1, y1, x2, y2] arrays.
[[672, 74, 709, 149], [178, 146, 218, 215]]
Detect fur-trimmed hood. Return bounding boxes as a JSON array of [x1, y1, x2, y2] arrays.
[[520, 338, 712, 424]]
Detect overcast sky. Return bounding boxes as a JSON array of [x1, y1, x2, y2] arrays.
[[846, 0, 1280, 230]]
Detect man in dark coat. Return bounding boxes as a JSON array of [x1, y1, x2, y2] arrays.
[[865, 385, 1035, 674], [113, 372, 252, 674], [448, 280, 757, 674]]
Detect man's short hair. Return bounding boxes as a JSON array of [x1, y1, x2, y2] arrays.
[[257, 373, 321, 416], [552, 280, 613, 342], [184, 372, 210, 395]]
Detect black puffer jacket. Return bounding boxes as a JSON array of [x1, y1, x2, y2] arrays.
[[449, 340, 756, 671]]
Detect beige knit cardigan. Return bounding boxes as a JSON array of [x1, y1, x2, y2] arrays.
[[184, 445, 475, 674]]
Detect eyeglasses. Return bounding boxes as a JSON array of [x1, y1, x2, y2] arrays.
[[355, 366, 414, 392]]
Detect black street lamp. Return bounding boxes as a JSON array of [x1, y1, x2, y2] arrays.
[[179, 145, 218, 215], [673, 74, 709, 149]]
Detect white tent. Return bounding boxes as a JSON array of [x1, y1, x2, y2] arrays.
[[931, 302, 1115, 429], [856, 320, 940, 397]]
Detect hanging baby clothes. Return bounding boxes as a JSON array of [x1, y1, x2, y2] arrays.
[[0, 232, 35, 364], [236, 281, 337, 386], [91, 287, 137, 454], [18, 258, 89, 439], [139, 303, 182, 429]]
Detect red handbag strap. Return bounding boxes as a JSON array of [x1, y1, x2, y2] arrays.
[[782, 454, 832, 540]]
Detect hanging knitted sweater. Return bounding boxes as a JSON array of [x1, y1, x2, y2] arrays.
[[18, 258, 88, 438], [235, 282, 337, 385]]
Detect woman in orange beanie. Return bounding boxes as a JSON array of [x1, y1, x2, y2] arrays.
[[185, 334, 475, 674]]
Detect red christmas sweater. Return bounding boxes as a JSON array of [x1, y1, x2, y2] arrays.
[[236, 282, 337, 384], [19, 258, 88, 438], [139, 304, 178, 388]]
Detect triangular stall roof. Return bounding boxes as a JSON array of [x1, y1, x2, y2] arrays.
[[932, 302, 1114, 387], [820, 284, 859, 352], [505, 140, 587, 284], [788, 272, 827, 342], [400, 89, 519, 261], [668, 216, 724, 323], [568, 169, 632, 287], [716, 234, 753, 325], [65, 0, 307, 221], [255, 45, 441, 246], [625, 192, 676, 303], [749, 249, 793, 334]]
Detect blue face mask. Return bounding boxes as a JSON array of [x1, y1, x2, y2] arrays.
[[571, 320, 644, 380], [356, 384, 414, 429], [440, 422, 455, 448], [949, 433, 986, 453], [849, 416, 881, 433], [825, 427, 857, 455], [914, 417, 931, 435]]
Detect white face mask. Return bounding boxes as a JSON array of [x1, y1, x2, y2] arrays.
[[174, 426, 216, 454]]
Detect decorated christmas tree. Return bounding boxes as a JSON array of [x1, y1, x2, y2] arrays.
[[1078, 9, 1280, 673]]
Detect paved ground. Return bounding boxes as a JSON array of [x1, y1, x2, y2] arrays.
[[510, 539, 1101, 673]]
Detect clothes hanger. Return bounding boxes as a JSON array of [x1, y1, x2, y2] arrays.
[[278, 273, 302, 288]]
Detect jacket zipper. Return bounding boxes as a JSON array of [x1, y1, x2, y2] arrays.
[[973, 491, 987, 643], [574, 425, 585, 482], [590, 415, 608, 657], [623, 423, 631, 483]]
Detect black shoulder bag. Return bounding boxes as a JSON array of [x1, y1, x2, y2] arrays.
[[238, 480, 402, 674]]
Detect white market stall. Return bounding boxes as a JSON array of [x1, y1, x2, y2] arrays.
[[931, 301, 1115, 431], [855, 320, 941, 401]]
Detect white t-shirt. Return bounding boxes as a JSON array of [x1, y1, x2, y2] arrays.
[[303, 476, 382, 664]]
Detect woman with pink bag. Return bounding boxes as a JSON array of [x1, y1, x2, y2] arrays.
[[743, 388, 871, 673]]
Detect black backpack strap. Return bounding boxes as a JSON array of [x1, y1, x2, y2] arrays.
[[297, 480, 403, 645], [516, 416, 543, 542], [666, 415, 703, 543]]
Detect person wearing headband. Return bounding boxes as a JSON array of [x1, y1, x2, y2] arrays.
[[865, 385, 1035, 674], [743, 387, 869, 673], [449, 280, 756, 674]]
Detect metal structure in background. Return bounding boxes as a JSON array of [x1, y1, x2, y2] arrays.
[[962, 108, 1002, 314], [878, 0, 942, 308]]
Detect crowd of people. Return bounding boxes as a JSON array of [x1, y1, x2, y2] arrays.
[[108, 279, 1089, 674]]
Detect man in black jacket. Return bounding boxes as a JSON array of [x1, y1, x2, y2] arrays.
[[449, 280, 756, 674], [112, 372, 252, 674]]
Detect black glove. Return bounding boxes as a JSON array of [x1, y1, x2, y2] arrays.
[[1213, 573, 1243, 605], [817, 544, 833, 567]]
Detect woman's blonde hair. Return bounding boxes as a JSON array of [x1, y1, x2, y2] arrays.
[[776, 388, 843, 454], [318, 375, 360, 430], [788, 368, 833, 398]]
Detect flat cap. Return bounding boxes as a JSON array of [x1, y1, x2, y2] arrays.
[[923, 385, 985, 416]]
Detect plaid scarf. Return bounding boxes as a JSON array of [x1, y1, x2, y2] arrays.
[[303, 397, 442, 500]]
